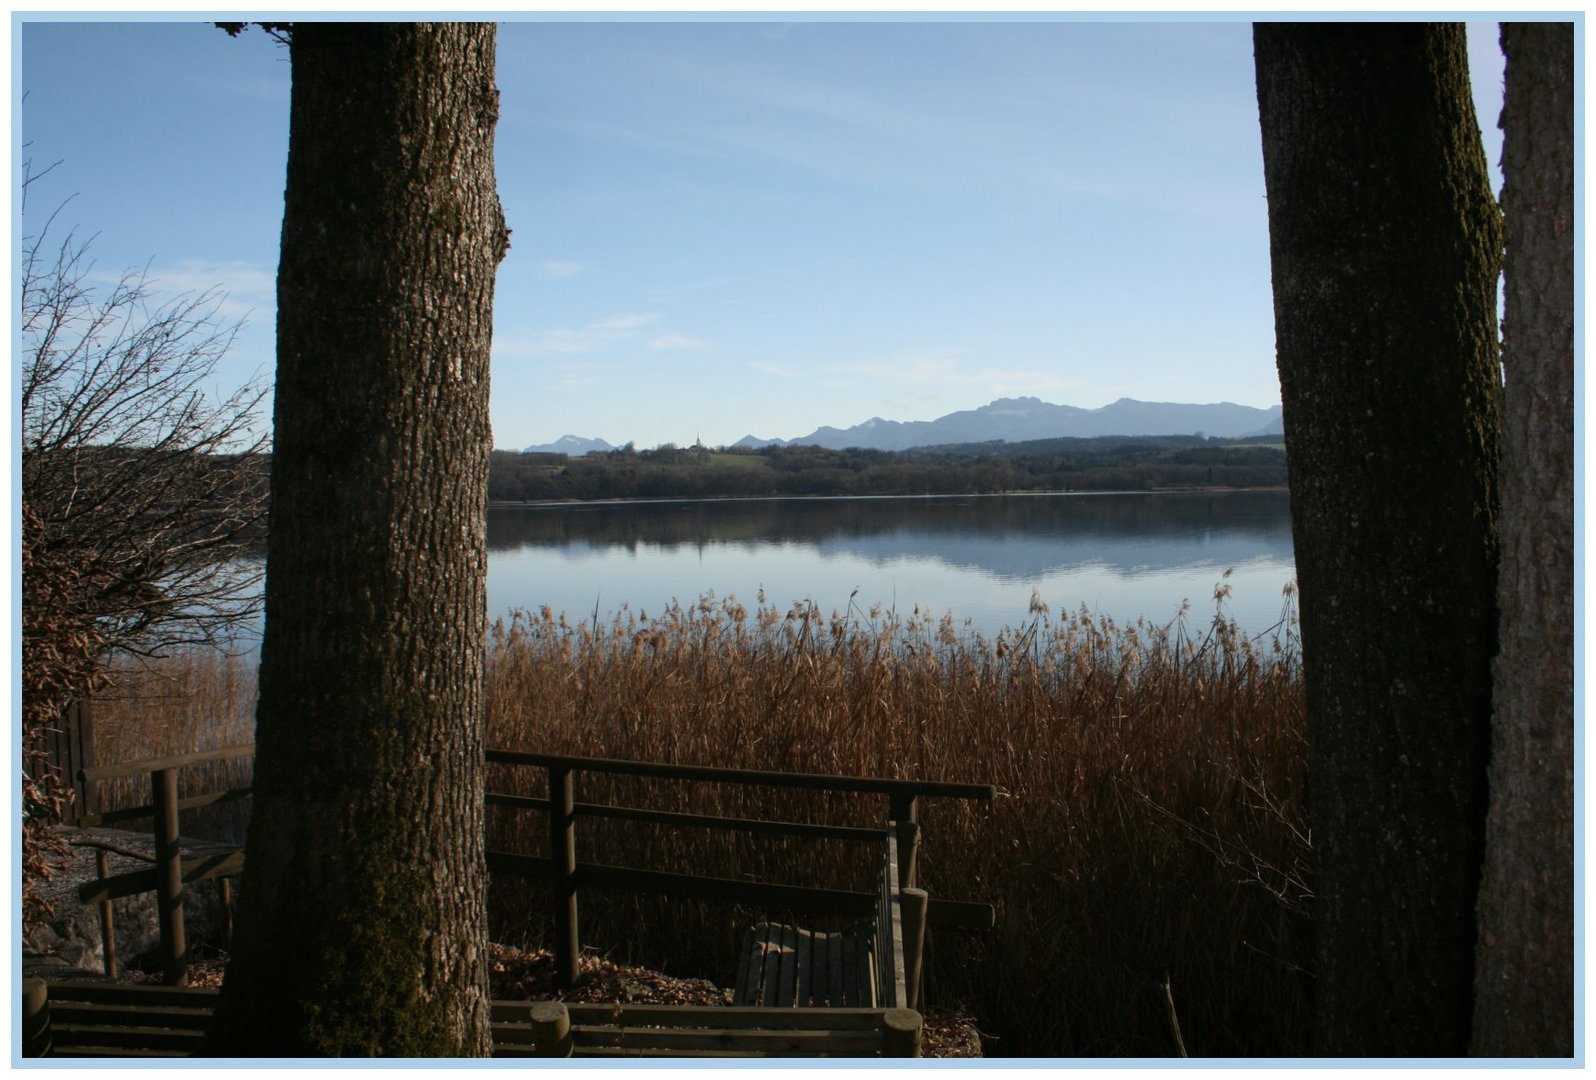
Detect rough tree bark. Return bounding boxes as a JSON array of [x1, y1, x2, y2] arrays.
[[1471, 22, 1575, 1058], [209, 23, 509, 1056], [1253, 23, 1502, 1056]]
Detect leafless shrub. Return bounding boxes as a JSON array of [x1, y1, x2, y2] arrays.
[[19, 162, 270, 923]]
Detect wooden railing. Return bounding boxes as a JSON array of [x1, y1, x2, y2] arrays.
[[876, 827, 910, 1008], [483, 750, 995, 992], [75, 746, 254, 985], [69, 746, 995, 998]]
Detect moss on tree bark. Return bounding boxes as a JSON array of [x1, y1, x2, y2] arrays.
[[1254, 22, 1502, 1056]]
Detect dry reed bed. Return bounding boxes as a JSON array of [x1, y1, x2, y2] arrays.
[[88, 648, 257, 844], [483, 589, 1311, 1057], [89, 586, 1311, 1057]]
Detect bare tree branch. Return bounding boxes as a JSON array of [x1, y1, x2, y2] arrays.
[[21, 167, 271, 712]]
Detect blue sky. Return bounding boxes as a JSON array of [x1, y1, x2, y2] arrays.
[[17, 16, 1507, 451]]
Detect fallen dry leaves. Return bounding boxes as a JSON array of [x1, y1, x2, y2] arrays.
[[488, 944, 983, 1057]]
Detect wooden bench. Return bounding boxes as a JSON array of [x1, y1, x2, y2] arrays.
[[731, 824, 925, 1011], [24, 980, 922, 1058]]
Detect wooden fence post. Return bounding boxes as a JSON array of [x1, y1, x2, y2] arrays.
[[549, 764, 580, 989], [900, 886, 928, 1012], [890, 797, 920, 888], [95, 848, 118, 978], [65, 698, 96, 822], [219, 877, 234, 947], [530, 1000, 573, 1057], [152, 767, 187, 986], [22, 978, 50, 1057], [881, 1007, 923, 1057]]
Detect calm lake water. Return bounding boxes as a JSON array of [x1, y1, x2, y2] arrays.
[[486, 490, 1297, 642]]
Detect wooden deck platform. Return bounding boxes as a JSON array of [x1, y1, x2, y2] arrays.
[[732, 922, 878, 1007]]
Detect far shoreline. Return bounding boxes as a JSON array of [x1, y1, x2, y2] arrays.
[[487, 485, 1292, 510]]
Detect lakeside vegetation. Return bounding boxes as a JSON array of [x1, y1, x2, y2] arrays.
[[49, 434, 1285, 524], [92, 589, 1309, 1057], [488, 434, 1288, 503]]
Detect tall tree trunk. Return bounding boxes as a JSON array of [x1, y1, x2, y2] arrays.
[[1471, 22, 1575, 1057], [210, 22, 508, 1056], [1253, 23, 1502, 1056]]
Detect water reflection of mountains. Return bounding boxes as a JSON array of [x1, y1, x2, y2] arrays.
[[486, 492, 1294, 582]]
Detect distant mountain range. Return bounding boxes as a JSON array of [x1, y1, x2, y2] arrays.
[[521, 396, 1284, 456], [520, 435, 617, 456], [734, 396, 1283, 452]]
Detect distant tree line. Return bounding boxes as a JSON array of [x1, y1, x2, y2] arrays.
[[486, 435, 1287, 502]]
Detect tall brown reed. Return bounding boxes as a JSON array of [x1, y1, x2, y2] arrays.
[[484, 585, 1311, 1057], [87, 584, 1310, 1057], [89, 648, 257, 844]]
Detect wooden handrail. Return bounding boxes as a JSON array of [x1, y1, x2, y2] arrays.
[[487, 791, 888, 843], [80, 787, 254, 829], [79, 744, 255, 783], [483, 849, 992, 930], [79, 849, 245, 905], [486, 749, 995, 801], [483, 751, 992, 990], [582, 860, 879, 917], [73, 743, 994, 996], [84, 744, 991, 802], [878, 828, 907, 1008]]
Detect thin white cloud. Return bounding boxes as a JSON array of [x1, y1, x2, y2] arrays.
[[189, 71, 288, 104], [496, 312, 662, 359], [845, 354, 958, 382], [640, 28, 1262, 220], [536, 259, 585, 279], [647, 332, 708, 351], [90, 258, 276, 324], [147, 259, 275, 300], [592, 313, 658, 332], [542, 359, 622, 390], [982, 370, 1092, 398], [808, 352, 1094, 403], [811, 353, 964, 390]]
